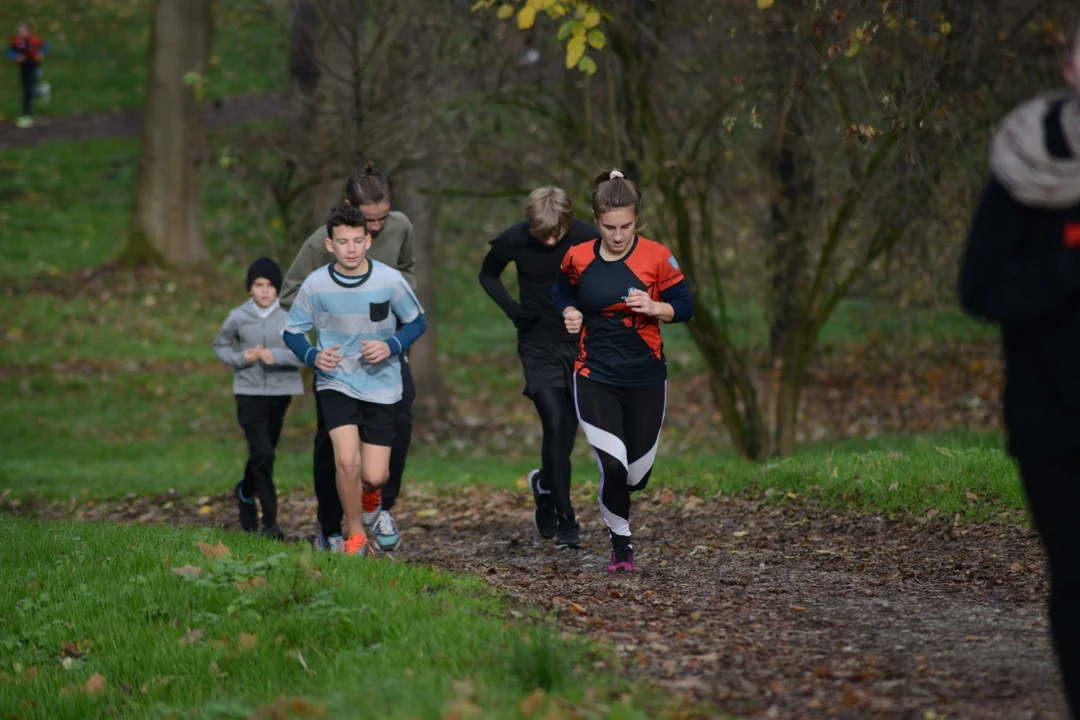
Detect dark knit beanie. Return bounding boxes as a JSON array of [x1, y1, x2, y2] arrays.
[[246, 257, 283, 292]]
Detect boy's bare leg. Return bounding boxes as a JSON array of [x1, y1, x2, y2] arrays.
[[328, 425, 365, 537], [360, 444, 392, 495]]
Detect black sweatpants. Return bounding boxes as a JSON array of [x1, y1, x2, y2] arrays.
[[1017, 452, 1080, 718], [520, 340, 579, 515], [313, 354, 415, 537], [573, 373, 666, 548], [19, 61, 37, 117], [236, 394, 292, 528]]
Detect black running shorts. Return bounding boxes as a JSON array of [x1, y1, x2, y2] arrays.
[[316, 390, 395, 446], [517, 339, 579, 398]]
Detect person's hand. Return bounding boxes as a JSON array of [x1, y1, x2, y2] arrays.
[[360, 340, 391, 364], [625, 289, 658, 316], [563, 307, 583, 334], [243, 345, 264, 363], [259, 348, 275, 365], [315, 344, 342, 371]]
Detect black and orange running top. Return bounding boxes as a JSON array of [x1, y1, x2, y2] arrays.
[[552, 236, 693, 387]]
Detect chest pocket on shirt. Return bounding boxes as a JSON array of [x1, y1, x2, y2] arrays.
[[369, 300, 391, 323]]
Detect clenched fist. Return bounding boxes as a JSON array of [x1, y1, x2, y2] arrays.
[[563, 307, 583, 334]]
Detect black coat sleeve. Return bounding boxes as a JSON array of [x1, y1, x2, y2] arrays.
[[959, 179, 1080, 323], [478, 231, 523, 322]]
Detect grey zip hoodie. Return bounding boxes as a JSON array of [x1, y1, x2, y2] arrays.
[[213, 299, 305, 396]]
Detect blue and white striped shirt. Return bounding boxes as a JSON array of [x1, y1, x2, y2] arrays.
[[283, 261, 425, 404]]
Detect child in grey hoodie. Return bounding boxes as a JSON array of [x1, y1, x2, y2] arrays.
[[213, 258, 305, 538]]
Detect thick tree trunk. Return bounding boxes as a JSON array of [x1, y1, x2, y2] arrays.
[[395, 133, 450, 418], [125, 0, 214, 266]]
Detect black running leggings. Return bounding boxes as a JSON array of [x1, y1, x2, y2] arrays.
[[573, 374, 666, 548], [531, 386, 578, 515], [313, 354, 414, 536], [236, 394, 292, 527], [1018, 452, 1080, 718], [19, 61, 36, 117]]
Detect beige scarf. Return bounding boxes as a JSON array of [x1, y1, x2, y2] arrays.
[[989, 89, 1080, 209]]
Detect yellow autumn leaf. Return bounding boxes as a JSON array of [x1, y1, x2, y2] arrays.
[[583, 9, 601, 28], [496, 3, 514, 20], [587, 28, 605, 50], [939, 21, 952, 35], [566, 35, 586, 69], [198, 505, 212, 515], [757, 0, 774, 8], [517, 5, 537, 29]]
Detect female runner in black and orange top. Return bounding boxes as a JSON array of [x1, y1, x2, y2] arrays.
[[552, 169, 694, 573]]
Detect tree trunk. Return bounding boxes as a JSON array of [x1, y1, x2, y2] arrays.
[[395, 131, 450, 418], [124, 0, 214, 266], [284, 0, 360, 234]]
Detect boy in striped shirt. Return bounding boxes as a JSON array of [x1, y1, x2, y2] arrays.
[[283, 204, 427, 557]]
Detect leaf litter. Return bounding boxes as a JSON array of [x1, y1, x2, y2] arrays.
[[3, 479, 1067, 718]]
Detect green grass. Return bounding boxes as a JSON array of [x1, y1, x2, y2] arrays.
[[0, 0, 286, 119], [0, 519, 651, 719]]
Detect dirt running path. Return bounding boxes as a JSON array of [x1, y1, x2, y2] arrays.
[[3, 484, 1066, 719], [0, 94, 285, 150]]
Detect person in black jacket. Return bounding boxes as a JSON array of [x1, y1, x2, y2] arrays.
[[959, 25, 1080, 718], [478, 187, 598, 550]]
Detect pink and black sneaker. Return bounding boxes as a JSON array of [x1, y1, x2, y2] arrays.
[[608, 545, 634, 573]]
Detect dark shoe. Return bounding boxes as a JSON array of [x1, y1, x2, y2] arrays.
[[555, 513, 581, 549], [260, 522, 285, 540], [236, 482, 257, 533], [529, 469, 557, 540], [608, 545, 634, 573]]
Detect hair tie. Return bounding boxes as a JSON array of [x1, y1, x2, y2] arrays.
[[609, 169, 624, 180]]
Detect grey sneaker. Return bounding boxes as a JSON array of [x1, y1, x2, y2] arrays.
[[373, 509, 401, 552]]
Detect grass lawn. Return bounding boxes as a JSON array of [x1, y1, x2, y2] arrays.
[[0, 519, 654, 719], [0, 0, 286, 120]]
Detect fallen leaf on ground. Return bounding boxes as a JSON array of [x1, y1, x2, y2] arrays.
[[196, 541, 230, 559], [733, 530, 749, 538], [443, 700, 483, 720], [171, 564, 202, 578], [197, 505, 212, 515], [60, 641, 83, 658], [234, 575, 267, 591], [416, 508, 439, 518], [84, 673, 106, 695], [519, 688, 545, 716], [239, 633, 258, 651], [179, 628, 205, 645]]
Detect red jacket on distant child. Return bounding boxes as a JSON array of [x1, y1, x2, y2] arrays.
[[8, 29, 47, 64]]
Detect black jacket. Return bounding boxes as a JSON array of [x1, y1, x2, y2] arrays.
[[959, 113, 1080, 460]]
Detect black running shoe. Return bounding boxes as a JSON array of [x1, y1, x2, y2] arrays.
[[260, 522, 285, 541], [555, 513, 581, 549], [236, 482, 257, 533], [529, 469, 557, 539]]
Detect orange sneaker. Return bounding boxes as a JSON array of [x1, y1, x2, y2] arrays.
[[362, 489, 382, 530], [343, 533, 375, 558]]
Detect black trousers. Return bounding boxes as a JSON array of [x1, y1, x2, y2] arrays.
[[573, 374, 666, 548], [1017, 452, 1080, 719], [519, 339, 579, 515], [19, 61, 37, 116], [313, 354, 415, 536], [236, 394, 292, 527]]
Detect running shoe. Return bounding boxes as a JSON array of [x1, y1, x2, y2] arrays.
[[235, 482, 257, 533], [555, 512, 581, 550], [529, 469, 557, 539], [608, 545, 634, 573], [344, 533, 375, 558], [373, 509, 401, 552], [315, 533, 345, 553], [362, 489, 382, 530], [260, 522, 285, 541]]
